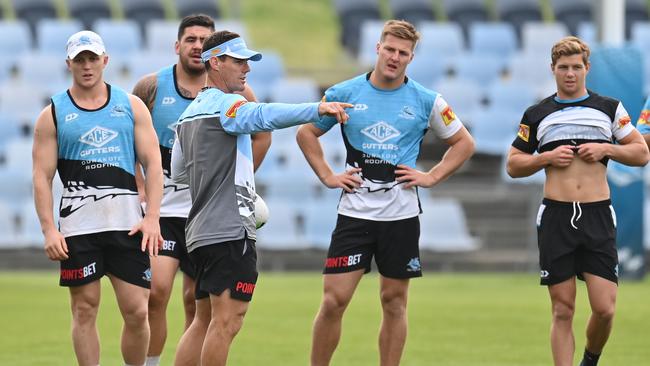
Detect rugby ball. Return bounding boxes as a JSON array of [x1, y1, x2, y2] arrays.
[[254, 193, 269, 229]]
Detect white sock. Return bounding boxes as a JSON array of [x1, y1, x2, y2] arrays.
[[145, 356, 160, 366]]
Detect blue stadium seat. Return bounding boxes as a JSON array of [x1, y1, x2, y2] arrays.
[[454, 54, 504, 86], [357, 20, 385, 67], [418, 22, 465, 71], [94, 19, 142, 58], [487, 79, 537, 114], [521, 22, 569, 57], [443, 0, 489, 39], [269, 78, 320, 103], [303, 197, 339, 249], [213, 20, 249, 42], [407, 51, 447, 87], [144, 20, 179, 53], [247, 50, 285, 102], [68, 0, 112, 30], [0, 200, 18, 247], [121, 0, 166, 38], [495, 0, 543, 43], [36, 19, 83, 58], [255, 198, 308, 250], [632, 22, 650, 55], [177, 0, 221, 19], [626, 0, 649, 39], [0, 21, 32, 67], [419, 197, 479, 251], [550, 0, 591, 37], [500, 148, 545, 185], [15, 53, 69, 91], [388, 0, 436, 26], [12, 0, 58, 41], [577, 22, 596, 45], [126, 51, 177, 82], [17, 199, 43, 247], [470, 105, 521, 156], [0, 83, 51, 125], [433, 77, 484, 127], [469, 22, 517, 60], [333, 0, 381, 55], [507, 52, 556, 90]]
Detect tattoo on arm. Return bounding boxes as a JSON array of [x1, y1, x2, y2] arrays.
[[132, 74, 157, 111]]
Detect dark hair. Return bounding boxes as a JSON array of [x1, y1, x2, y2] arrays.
[[202, 30, 240, 69], [178, 14, 215, 40]]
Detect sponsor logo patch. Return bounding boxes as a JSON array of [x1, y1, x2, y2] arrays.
[[225, 100, 248, 118], [235, 281, 255, 294], [361, 121, 401, 143], [441, 106, 456, 126], [637, 110, 650, 125], [540, 270, 550, 278], [518, 124, 530, 142], [79, 126, 118, 147], [162, 96, 176, 105], [618, 115, 631, 128], [65, 113, 79, 122], [325, 254, 363, 268], [354, 103, 368, 111]]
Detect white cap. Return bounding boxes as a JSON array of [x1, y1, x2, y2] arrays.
[[66, 30, 106, 59]]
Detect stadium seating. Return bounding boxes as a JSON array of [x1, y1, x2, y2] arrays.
[[494, 0, 543, 43], [176, 0, 221, 20], [468, 22, 518, 61], [577, 22, 596, 45], [419, 197, 479, 251], [418, 22, 465, 72], [388, 0, 436, 26], [470, 105, 522, 156], [246, 50, 286, 102], [12, 0, 57, 40], [521, 22, 569, 57], [144, 19, 179, 53], [507, 52, 557, 96], [357, 20, 384, 67], [333, 0, 381, 55], [303, 197, 339, 249], [36, 19, 84, 58], [407, 51, 447, 87], [550, 0, 591, 37], [255, 198, 308, 249], [433, 77, 484, 127], [121, 0, 166, 38], [269, 78, 320, 103], [0, 21, 32, 70], [454, 54, 504, 86], [0, 200, 18, 247], [487, 79, 537, 114], [93, 20, 142, 59], [442, 0, 489, 39], [626, 0, 650, 39], [67, 0, 112, 30]]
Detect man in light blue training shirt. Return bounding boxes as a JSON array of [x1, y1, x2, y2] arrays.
[[170, 30, 353, 365], [297, 19, 476, 366]]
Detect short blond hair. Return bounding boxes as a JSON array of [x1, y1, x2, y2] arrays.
[[551, 36, 590, 66], [380, 19, 420, 48]]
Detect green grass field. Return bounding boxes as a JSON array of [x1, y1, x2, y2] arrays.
[[0, 271, 648, 365]]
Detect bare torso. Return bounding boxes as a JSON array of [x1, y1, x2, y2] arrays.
[[544, 156, 609, 202]]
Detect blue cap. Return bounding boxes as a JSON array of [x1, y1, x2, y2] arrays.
[[201, 37, 262, 63]]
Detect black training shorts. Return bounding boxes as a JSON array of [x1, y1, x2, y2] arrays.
[[158, 216, 195, 278], [60, 231, 151, 288], [323, 214, 422, 279], [189, 238, 258, 302], [537, 198, 618, 286]]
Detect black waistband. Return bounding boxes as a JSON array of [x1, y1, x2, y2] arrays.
[[542, 198, 611, 207]]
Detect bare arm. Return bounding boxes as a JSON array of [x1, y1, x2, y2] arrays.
[[296, 124, 361, 192], [395, 126, 475, 188], [240, 83, 272, 171], [132, 74, 158, 202], [643, 133, 650, 149], [129, 94, 164, 256], [506, 144, 576, 178], [577, 129, 650, 166], [32, 106, 68, 260]]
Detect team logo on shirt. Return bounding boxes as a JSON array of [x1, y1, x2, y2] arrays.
[[517, 124, 530, 142], [65, 113, 79, 122], [225, 100, 248, 118], [441, 106, 456, 126], [79, 126, 118, 147], [162, 96, 176, 105], [399, 105, 415, 120], [110, 104, 127, 117], [637, 110, 650, 125], [618, 115, 631, 128], [361, 121, 401, 143]]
